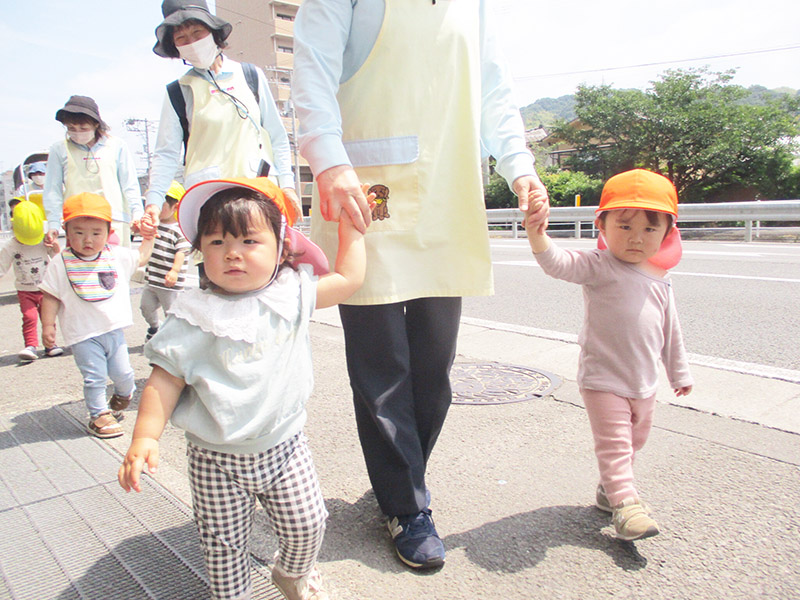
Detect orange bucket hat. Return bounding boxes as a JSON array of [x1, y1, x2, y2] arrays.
[[63, 192, 113, 224], [178, 177, 329, 276], [596, 169, 682, 270], [597, 169, 678, 216]]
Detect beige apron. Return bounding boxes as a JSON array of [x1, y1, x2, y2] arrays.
[[182, 62, 274, 189], [310, 0, 492, 305], [64, 137, 131, 247]]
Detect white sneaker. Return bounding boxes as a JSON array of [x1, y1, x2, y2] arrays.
[[18, 346, 38, 361], [272, 565, 329, 600]]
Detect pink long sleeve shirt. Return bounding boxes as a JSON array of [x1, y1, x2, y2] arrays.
[[535, 243, 693, 399]]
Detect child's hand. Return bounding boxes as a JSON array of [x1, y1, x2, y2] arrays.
[[362, 183, 377, 215], [164, 269, 178, 287], [138, 215, 158, 240], [674, 385, 693, 397], [118, 438, 160, 492], [525, 189, 550, 235]]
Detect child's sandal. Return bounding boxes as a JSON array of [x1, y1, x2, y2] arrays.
[[88, 411, 123, 439], [109, 394, 132, 411]]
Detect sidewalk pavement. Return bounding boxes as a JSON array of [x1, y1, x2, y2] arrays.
[[1, 276, 799, 600]]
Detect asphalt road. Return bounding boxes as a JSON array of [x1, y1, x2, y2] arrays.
[[464, 237, 800, 371]]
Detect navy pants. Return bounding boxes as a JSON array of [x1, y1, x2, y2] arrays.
[[339, 297, 461, 517]]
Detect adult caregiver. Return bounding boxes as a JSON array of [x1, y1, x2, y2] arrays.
[[293, 0, 550, 570], [43, 95, 143, 247], [144, 0, 300, 222]]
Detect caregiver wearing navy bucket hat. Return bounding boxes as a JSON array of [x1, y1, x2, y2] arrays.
[[143, 0, 301, 229], [43, 95, 145, 248]]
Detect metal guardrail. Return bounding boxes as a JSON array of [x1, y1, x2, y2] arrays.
[[487, 200, 800, 242]]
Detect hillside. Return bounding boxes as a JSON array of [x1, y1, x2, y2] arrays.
[[520, 85, 799, 130]]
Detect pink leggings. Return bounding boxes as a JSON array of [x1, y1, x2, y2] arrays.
[[18, 291, 43, 348], [581, 389, 656, 506]]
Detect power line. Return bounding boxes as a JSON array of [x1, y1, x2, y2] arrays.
[[515, 44, 800, 81]]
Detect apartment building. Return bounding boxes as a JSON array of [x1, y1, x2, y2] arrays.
[[215, 0, 313, 212]]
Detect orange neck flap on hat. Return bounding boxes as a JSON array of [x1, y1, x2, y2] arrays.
[[598, 226, 683, 270]]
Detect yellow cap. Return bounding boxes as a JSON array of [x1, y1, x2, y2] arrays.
[[12, 200, 46, 245], [166, 181, 186, 203]]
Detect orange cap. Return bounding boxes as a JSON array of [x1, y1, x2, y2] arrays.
[[63, 192, 113, 224], [596, 169, 678, 217]]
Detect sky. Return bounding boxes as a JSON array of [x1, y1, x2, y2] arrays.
[[2, 0, 799, 177]]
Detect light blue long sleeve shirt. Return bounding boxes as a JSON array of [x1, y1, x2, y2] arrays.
[[145, 56, 296, 209], [292, 0, 535, 186], [43, 135, 143, 233]]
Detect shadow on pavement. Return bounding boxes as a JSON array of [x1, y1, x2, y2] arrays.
[[443, 505, 648, 572]]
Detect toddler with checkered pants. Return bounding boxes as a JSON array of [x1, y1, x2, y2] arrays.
[[119, 178, 370, 600]]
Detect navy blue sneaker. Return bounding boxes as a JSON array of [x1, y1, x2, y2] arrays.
[[387, 508, 445, 569]]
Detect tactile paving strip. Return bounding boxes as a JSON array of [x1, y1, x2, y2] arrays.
[[451, 361, 561, 405], [0, 406, 282, 600]]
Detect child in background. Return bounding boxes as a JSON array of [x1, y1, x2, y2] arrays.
[[118, 177, 371, 600], [40, 193, 155, 439], [0, 200, 63, 361], [525, 169, 693, 541], [140, 181, 192, 341]]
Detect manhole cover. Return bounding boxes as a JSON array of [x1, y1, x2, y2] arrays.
[[451, 361, 560, 405]]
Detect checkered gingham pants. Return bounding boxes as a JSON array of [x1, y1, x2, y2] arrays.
[[187, 432, 328, 600]]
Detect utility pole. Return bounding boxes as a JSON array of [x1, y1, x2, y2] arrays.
[[124, 118, 157, 176]]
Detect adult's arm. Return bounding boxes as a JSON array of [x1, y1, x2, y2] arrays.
[[293, 0, 371, 232], [42, 141, 66, 238], [116, 138, 144, 222], [256, 66, 295, 190], [145, 92, 184, 212], [478, 0, 547, 214]]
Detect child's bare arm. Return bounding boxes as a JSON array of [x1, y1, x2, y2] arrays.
[[315, 213, 367, 309], [40, 291, 60, 349], [164, 250, 187, 287], [525, 194, 552, 254], [137, 235, 156, 267], [118, 365, 185, 492]]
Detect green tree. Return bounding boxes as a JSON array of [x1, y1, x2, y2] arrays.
[[551, 68, 800, 202], [539, 169, 604, 207]]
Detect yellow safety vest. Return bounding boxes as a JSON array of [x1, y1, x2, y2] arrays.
[[310, 0, 492, 305], [182, 62, 274, 189], [64, 137, 127, 223]]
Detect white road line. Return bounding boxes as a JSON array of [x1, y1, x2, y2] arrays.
[[461, 317, 800, 384], [493, 261, 800, 283]]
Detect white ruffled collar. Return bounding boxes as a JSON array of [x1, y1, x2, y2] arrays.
[[168, 267, 306, 343]]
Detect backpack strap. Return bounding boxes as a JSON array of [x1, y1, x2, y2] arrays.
[[241, 62, 260, 106], [166, 79, 190, 160]]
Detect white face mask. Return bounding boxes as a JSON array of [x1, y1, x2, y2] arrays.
[[31, 174, 45, 186], [178, 34, 220, 70], [69, 130, 95, 146]]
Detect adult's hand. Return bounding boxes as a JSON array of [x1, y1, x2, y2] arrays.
[[513, 174, 550, 234], [144, 203, 161, 229], [315, 165, 372, 234]]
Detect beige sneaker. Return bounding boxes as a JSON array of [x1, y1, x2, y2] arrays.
[[595, 484, 612, 513], [597, 484, 651, 514], [611, 498, 659, 541], [272, 565, 329, 600]]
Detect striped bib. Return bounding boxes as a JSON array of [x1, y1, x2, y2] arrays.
[[62, 246, 118, 302]]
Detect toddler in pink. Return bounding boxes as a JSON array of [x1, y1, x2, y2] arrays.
[[525, 169, 693, 541]]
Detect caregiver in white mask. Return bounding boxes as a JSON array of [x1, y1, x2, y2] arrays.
[[143, 0, 300, 226], [43, 96, 144, 248]]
